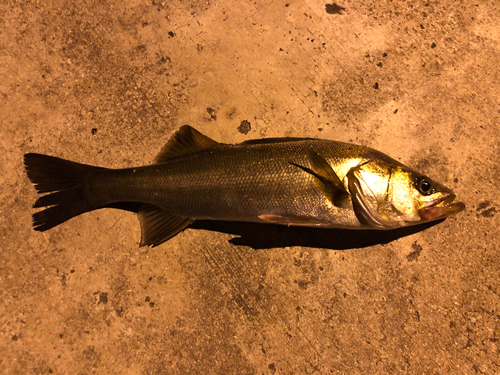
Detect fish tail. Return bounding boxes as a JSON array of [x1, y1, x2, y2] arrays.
[[24, 153, 101, 231]]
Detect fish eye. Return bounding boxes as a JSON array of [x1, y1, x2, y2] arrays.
[[416, 178, 434, 195]]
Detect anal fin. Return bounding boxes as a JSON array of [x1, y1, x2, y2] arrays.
[[138, 205, 193, 247]]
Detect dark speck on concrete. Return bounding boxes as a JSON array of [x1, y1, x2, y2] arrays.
[[476, 201, 490, 211], [475, 201, 497, 217], [431, 42, 437, 48], [91, 128, 97, 135], [268, 363, 277, 374], [407, 241, 423, 262], [238, 120, 251, 135], [325, 3, 345, 14], [168, 31, 175, 37], [98, 292, 108, 304], [480, 207, 497, 218], [207, 107, 217, 121], [373, 82, 379, 89], [297, 280, 309, 289]]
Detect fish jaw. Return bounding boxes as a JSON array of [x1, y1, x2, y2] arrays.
[[418, 193, 465, 221]]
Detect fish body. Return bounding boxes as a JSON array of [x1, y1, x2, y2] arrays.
[[25, 126, 464, 246]]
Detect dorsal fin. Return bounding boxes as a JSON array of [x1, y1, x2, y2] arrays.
[[154, 125, 220, 163], [241, 137, 316, 145]]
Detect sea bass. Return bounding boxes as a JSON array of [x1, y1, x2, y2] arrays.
[[25, 125, 465, 246]]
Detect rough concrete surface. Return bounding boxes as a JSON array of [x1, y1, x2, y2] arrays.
[[1, 0, 499, 374]]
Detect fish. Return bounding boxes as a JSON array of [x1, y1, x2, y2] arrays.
[[24, 125, 465, 247]]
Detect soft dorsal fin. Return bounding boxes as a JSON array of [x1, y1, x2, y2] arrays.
[[242, 137, 316, 145], [154, 125, 220, 163]]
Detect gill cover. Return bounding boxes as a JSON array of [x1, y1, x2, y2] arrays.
[[346, 161, 401, 229]]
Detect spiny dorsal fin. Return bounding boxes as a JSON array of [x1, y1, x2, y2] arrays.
[[290, 149, 350, 208], [154, 125, 220, 163]]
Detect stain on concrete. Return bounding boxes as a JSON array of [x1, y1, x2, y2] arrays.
[[407, 241, 423, 262], [237, 119, 251, 134], [206, 107, 217, 121], [325, 3, 345, 15], [476, 201, 497, 218]]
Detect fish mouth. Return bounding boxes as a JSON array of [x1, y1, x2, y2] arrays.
[[418, 194, 465, 221]]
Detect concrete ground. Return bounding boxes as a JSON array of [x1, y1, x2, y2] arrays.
[[1, 0, 499, 374]]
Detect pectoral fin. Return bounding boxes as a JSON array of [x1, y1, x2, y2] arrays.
[[138, 205, 193, 247], [290, 149, 350, 208]]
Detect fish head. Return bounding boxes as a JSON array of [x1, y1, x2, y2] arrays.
[[347, 160, 465, 228]]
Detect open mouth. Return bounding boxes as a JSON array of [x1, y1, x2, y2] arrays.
[[418, 194, 466, 221]]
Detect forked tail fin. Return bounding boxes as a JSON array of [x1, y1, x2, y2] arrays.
[[24, 153, 103, 231]]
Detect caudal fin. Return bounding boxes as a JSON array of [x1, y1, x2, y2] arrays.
[[24, 153, 102, 231]]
